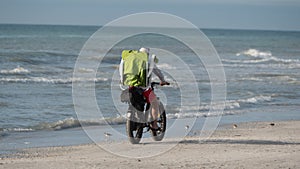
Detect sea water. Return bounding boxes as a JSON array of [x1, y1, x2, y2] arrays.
[[0, 24, 299, 155]]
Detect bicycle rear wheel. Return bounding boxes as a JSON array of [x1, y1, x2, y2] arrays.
[[126, 119, 143, 144], [151, 103, 166, 141], [126, 107, 144, 144]]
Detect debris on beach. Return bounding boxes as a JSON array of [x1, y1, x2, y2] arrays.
[[104, 132, 112, 137], [233, 124, 238, 128]]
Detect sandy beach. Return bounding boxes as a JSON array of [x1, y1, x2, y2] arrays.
[[1, 120, 299, 169]]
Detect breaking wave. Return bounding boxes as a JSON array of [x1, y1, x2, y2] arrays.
[[168, 95, 272, 119], [1, 117, 127, 133], [0, 66, 30, 74], [157, 63, 176, 70], [33, 117, 126, 130], [0, 94, 273, 132], [236, 49, 272, 58], [223, 49, 300, 67]]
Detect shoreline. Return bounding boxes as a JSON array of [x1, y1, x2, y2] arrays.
[[1, 107, 299, 157], [1, 120, 299, 169]]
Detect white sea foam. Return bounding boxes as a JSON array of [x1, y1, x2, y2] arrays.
[[223, 49, 300, 67], [169, 94, 272, 119], [12, 128, 34, 132], [157, 63, 176, 69], [222, 49, 300, 68], [238, 95, 272, 104], [239, 77, 264, 81], [236, 49, 272, 58], [1, 127, 34, 132], [0, 77, 108, 84], [1, 117, 127, 132], [166, 110, 241, 119], [33, 117, 126, 130], [78, 68, 95, 73], [238, 74, 298, 84], [273, 75, 297, 82], [222, 58, 270, 64], [0, 66, 30, 74]]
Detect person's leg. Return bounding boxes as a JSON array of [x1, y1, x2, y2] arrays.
[[150, 97, 159, 129], [149, 91, 159, 129], [143, 88, 159, 129]]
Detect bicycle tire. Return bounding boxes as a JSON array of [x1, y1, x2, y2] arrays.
[[151, 103, 167, 141], [126, 107, 143, 144]]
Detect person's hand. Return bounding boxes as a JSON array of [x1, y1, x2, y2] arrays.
[[160, 81, 170, 86]]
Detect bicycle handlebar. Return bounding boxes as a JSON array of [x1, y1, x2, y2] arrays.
[[151, 82, 170, 89]]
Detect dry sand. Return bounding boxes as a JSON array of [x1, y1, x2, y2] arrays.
[[1, 120, 299, 169]]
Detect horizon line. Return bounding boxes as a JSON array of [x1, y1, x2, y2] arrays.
[[0, 22, 299, 33]]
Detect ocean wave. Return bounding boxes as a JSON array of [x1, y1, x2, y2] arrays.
[[157, 63, 176, 69], [0, 127, 34, 133], [33, 117, 82, 130], [78, 68, 95, 73], [205, 95, 271, 109], [166, 110, 241, 119], [0, 95, 273, 132], [207, 95, 271, 109], [238, 77, 264, 82], [236, 49, 272, 58], [1, 117, 127, 133], [0, 66, 30, 74], [0, 77, 108, 84], [2, 49, 77, 60], [222, 58, 270, 64], [197, 101, 240, 111], [36, 117, 126, 130], [171, 94, 272, 119], [238, 95, 272, 104], [231, 95, 268, 108], [222, 49, 300, 66], [235, 74, 298, 83]]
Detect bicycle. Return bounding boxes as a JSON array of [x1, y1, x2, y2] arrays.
[[121, 82, 169, 144]]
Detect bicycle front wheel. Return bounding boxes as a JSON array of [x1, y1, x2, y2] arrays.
[[151, 103, 166, 141]]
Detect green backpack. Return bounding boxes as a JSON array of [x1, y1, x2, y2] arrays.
[[121, 50, 148, 87]]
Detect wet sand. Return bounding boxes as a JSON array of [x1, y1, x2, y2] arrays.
[[1, 120, 299, 169]]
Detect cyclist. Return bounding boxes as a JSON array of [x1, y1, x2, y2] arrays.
[[119, 47, 168, 130]]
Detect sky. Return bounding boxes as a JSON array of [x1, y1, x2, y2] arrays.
[[0, 0, 300, 31]]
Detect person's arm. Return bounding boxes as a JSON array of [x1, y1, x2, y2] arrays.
[[152, 64, 166, 83], [119, 59, 124, 84]]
